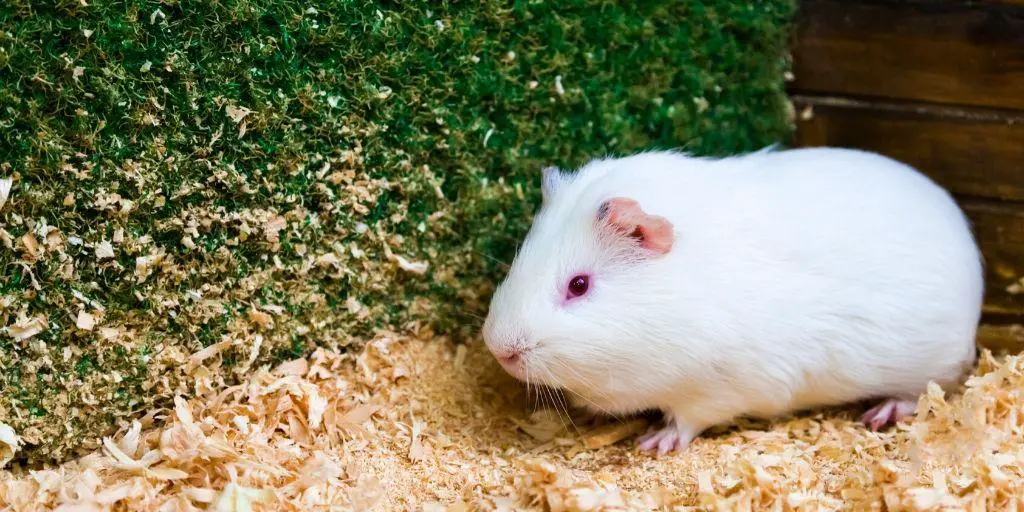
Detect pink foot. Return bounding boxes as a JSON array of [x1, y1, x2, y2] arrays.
[[859, 398, 917, 431], [636, 420, 695, 455]]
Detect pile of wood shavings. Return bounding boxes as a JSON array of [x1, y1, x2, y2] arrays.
[[1, 334, 1022, 510]]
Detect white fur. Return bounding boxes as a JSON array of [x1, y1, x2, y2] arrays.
[[483, 147, 982, 438]]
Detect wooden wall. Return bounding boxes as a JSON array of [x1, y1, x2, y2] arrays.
[[788, 0, 1024, 337]]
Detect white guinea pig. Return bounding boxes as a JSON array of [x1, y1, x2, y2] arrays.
[[482, 147, 982, 454]]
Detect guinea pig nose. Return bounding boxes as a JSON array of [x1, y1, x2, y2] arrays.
[[493, 346, 525, 366], [498, 350, 521, 365]]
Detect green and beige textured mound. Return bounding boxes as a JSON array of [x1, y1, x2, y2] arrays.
[[0, 0, 795, 463]]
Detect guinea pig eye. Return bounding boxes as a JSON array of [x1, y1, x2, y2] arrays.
[[567, 274, 590, 299]]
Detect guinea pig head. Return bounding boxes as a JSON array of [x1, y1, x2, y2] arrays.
[[482, 166, 676, 401]]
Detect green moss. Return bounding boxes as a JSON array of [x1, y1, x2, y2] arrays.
[[0, 0, 795, 464]]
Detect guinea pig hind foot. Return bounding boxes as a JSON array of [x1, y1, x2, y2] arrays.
[[637, 418, 700, 455], [859, 398, 917, 432]]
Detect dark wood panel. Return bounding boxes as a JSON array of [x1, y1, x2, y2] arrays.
[[977, 324, 1024, 353], [791, 0, 1024, 110], [791, 95, 1024, 201], [963, 201, 1024, 316]]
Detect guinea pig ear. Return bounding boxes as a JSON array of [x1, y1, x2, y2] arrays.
[[597, 197, 674, 256], [541, 166, 565, 202]]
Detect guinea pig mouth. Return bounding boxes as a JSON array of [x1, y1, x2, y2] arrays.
[[496, 352, 520, 367], [490, 346, 533, 381]]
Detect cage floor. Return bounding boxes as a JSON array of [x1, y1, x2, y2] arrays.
[[1, 333, 1020, 510]]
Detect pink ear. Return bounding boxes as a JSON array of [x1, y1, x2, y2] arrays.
[[598, 198, 674, 255]]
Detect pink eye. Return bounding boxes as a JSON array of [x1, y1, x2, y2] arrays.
[[567, 274, 590, 299]]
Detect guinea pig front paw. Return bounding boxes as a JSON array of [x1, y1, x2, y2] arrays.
[[859, 398, 918, 431], [636, 420, 696, 455]]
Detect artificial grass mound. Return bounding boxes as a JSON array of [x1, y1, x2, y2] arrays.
[[0, 0, 795, 464]]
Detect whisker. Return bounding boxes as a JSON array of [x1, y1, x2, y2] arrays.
[[550, 358, 623, 421], [551, 357, 611, 402], [526, 366, 542, 411], [523, 366, 532, 407], [460, 311, 487, 321], [452, 310, 486, 326], [537, 365, 580, 435], [543, 385, 571, 433], [474, 249, 511, 269]]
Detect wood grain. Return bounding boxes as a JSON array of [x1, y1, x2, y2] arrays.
[[962, 200, 1024, 316], [790, 0, 1024, 110], [791, 95, 1024, 201], [977, 324, 1024, 353]]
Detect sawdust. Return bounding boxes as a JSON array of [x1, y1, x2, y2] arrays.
[[1, 333, 1022, 510]]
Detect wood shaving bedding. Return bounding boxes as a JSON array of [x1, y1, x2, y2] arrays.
[[1, 334, 1022, 511]]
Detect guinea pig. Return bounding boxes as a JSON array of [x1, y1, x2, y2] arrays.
[[482, 147, 982, 454]]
